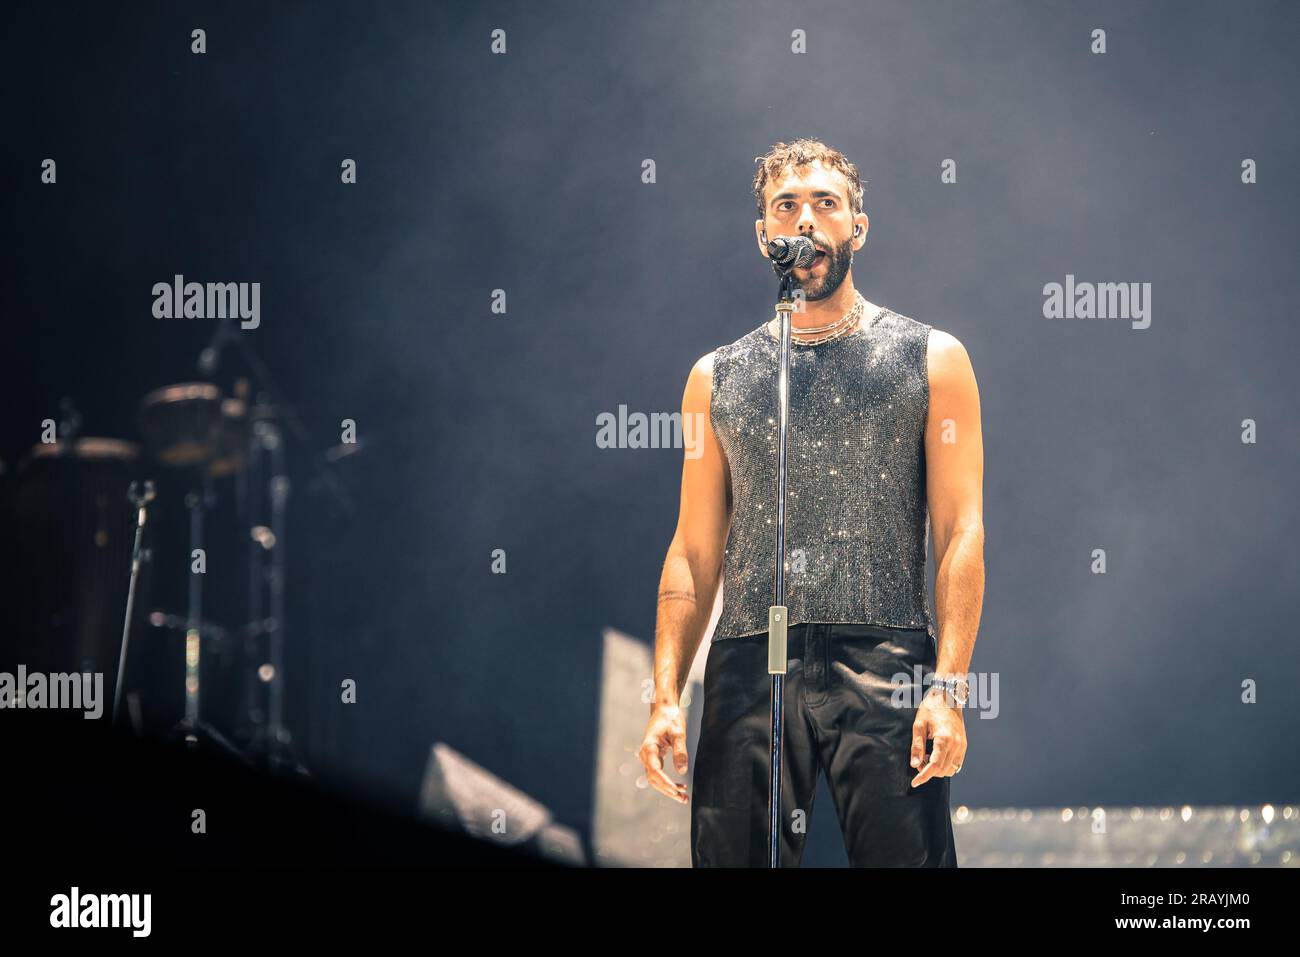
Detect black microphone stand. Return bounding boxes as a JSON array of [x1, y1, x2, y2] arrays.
[[113, 480, 156, 729], [766, 261, 800, 868]]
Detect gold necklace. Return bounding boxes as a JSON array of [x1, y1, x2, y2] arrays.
[[769, 293, 866, 345], [790, 295, 863, 332], [793, 317, 858, 345]]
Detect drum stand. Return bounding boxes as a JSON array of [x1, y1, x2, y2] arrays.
[[167, 473, 247, 763], [176, 320, 346, 776], [242, 413, 304, 774]]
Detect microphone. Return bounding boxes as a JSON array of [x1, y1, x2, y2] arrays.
[[766, 235, 817, 269]]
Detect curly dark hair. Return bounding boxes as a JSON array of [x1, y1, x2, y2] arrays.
[[752, 138, 865, 222]]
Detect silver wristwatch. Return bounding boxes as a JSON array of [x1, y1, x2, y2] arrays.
[[927, 675, 970, 706]]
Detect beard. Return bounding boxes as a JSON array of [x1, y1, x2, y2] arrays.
[[796, 235, 853, 301]]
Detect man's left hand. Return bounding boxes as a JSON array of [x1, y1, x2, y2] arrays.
[[909, 691, 967, 788]]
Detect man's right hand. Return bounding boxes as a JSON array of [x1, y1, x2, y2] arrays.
[[638, 704, 690, 804]]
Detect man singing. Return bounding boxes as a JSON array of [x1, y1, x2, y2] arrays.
[[638, 139, 984, 867]]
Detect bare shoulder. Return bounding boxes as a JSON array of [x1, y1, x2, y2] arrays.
[[926, 328, 977, 384], [927, 327, 969, 363], [682, 351, 715, 412]]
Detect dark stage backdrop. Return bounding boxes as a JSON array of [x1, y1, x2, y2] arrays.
[[4, 0, 1297, 862]]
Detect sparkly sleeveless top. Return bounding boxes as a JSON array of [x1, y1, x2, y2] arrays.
[[709, 305, 937, 642]]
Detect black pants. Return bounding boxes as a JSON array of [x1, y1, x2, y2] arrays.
[[690, 622, 958, 867]]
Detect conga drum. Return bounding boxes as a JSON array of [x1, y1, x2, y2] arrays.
[[10, 438, 149, 685]]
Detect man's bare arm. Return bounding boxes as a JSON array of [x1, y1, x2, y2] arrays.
[[924, 329, 985, 679], [653, 352, 731, 708], [638, 353, 731, 803], [908, 329, 984, 787]]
